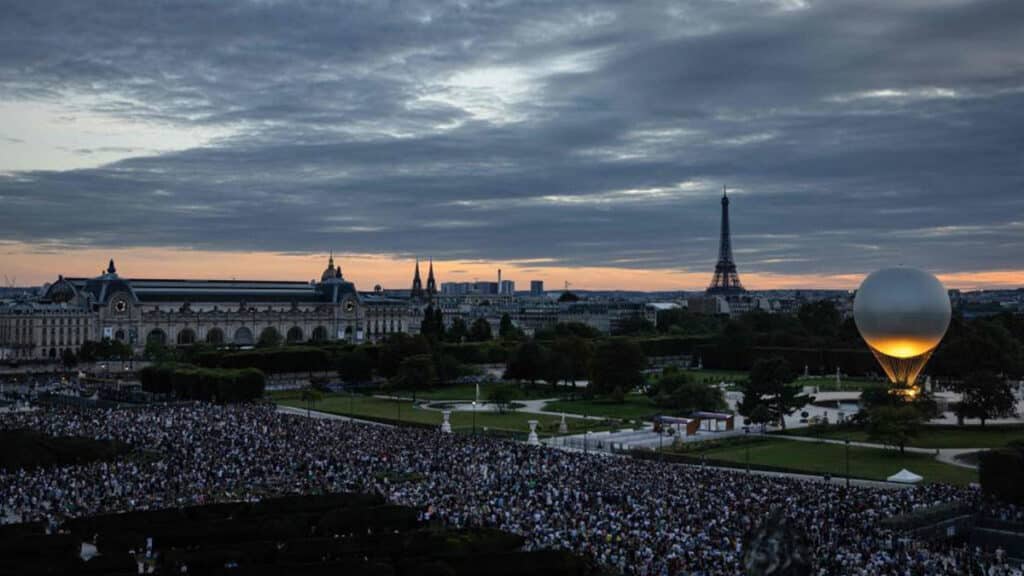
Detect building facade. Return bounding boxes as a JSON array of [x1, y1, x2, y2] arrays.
[[0, 257, 425, 361]]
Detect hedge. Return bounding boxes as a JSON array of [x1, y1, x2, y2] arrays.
[[440, 342, 513, 364], [195, 346, 332, 374], [979, 447, 1024, 504], [140, 363, 264, 403], [636, 336, 713, 358]]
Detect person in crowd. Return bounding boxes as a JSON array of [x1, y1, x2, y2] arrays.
[[1, 403, 1021, 576]]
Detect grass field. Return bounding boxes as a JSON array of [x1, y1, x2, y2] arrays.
[[414, 383, 564, 401], [798, 377, 884, 391], [276, 393, 603, 436], [682, 369, 748, 384], [696, 438, 978, 485], [781, 425, 1024, 449], [543, 394, 660, 421]]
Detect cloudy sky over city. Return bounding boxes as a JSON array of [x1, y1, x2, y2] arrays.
[[1, 0, 1022, 289]]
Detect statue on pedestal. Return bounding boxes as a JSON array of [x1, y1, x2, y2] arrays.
[[527, 420, 540, 445]]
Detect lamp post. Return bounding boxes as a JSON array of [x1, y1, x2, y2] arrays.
[[745, 427, 751, 474], [845, 438, 851, 488], [584, 430, 590, 455], [472, 400, 477, 435]]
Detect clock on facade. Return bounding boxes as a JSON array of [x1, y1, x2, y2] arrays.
[[114, 299, 128, 313], [344, 299, 355, 313]]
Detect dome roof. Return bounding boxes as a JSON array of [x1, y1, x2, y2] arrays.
[[321, 252, 338, 282], [46, 276, 77, 303]]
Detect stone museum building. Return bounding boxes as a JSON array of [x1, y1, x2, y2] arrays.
[[0, 256, 427, 361]]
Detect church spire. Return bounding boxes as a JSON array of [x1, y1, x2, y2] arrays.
[[426, 258, 437, 296], [106, 258, 117, 275], [411, 258, 423, 298]]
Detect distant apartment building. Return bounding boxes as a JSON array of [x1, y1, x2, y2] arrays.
[[530, 280, 544, 296]]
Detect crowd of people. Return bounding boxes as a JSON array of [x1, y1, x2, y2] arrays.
[[1, 402, 1021, 575]]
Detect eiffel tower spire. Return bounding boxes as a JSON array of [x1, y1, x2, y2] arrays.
[[707, 186, 746, 295]]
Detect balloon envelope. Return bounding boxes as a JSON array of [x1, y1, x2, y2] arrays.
[[853, 268, 951, 359]]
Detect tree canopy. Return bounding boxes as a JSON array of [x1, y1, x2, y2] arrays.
[[589, 338, 645, 402]]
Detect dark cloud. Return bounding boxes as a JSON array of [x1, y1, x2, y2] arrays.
[[0, 0, 1022, 278]]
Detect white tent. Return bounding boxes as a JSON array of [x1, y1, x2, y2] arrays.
[[887, 469, 923, 484]]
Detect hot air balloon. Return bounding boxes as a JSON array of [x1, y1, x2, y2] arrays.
[[853, 267, 951, 395]]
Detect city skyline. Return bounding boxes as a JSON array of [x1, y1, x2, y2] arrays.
[[2, 1, 1023, 290], [3, 245, 1023, 293]]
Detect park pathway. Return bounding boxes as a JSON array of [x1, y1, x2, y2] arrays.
[[372, 394, 607, 420], [772, 434, 980, 469]]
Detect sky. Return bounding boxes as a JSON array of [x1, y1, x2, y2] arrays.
[[1, 0, 1022, 291]]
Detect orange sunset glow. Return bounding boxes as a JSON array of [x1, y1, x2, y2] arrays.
[[2, 243, 1022, 291]]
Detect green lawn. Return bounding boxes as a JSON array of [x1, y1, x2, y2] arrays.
[[683, 369, 748, 384], [782, 425, 1024, 449], [798, 377, 885, 391], [414, 382, 561, 401], [543, 395, 660, 421], [697, 438, 978, 486], [276, 393, 603, 436]]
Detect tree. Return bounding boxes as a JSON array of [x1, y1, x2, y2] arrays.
[[257, 327, 282, 348], [420, 305, 446, 339], [447, 317, 468, 343], [589, 338, 645, 402], [300, 386, 324, 417], [499, 314, 515, 338], [433, 353, 461, 386], [611, 316, 656, 336], [487, 386, 517, 414], [144, 339, 172, 363], [377, 333, 431, 379], [866, 405, 923, 454], [649, 369, 726, 414], [393, 354, 436, 401], [337, 349, 373, 383], [59, 349, 78, 369], [953, 372, 1018, 426], [550, 335, 592, 389], [738, 356, 809, 430], [506, 339, 547, 385], [748, 404, 773, 432], [468, 318, 493, 342], [797, 300, 840, 341], [931, 316, 1024, 381]]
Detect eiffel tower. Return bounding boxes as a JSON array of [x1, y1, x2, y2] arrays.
[[706, 186, 746, 295]]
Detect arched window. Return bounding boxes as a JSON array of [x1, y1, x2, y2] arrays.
[[233, 326, 254, 346], [114, 329, 126, 342], [286, 326, 304, 344], [147, 329, 167, 346], [177, 328, 196, 346], [206, 327, 224, 345], [311, 326, 328, 342]]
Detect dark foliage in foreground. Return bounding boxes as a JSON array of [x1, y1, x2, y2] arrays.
[[0, 493, 598, 576], [0, 430, 130, 472]]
